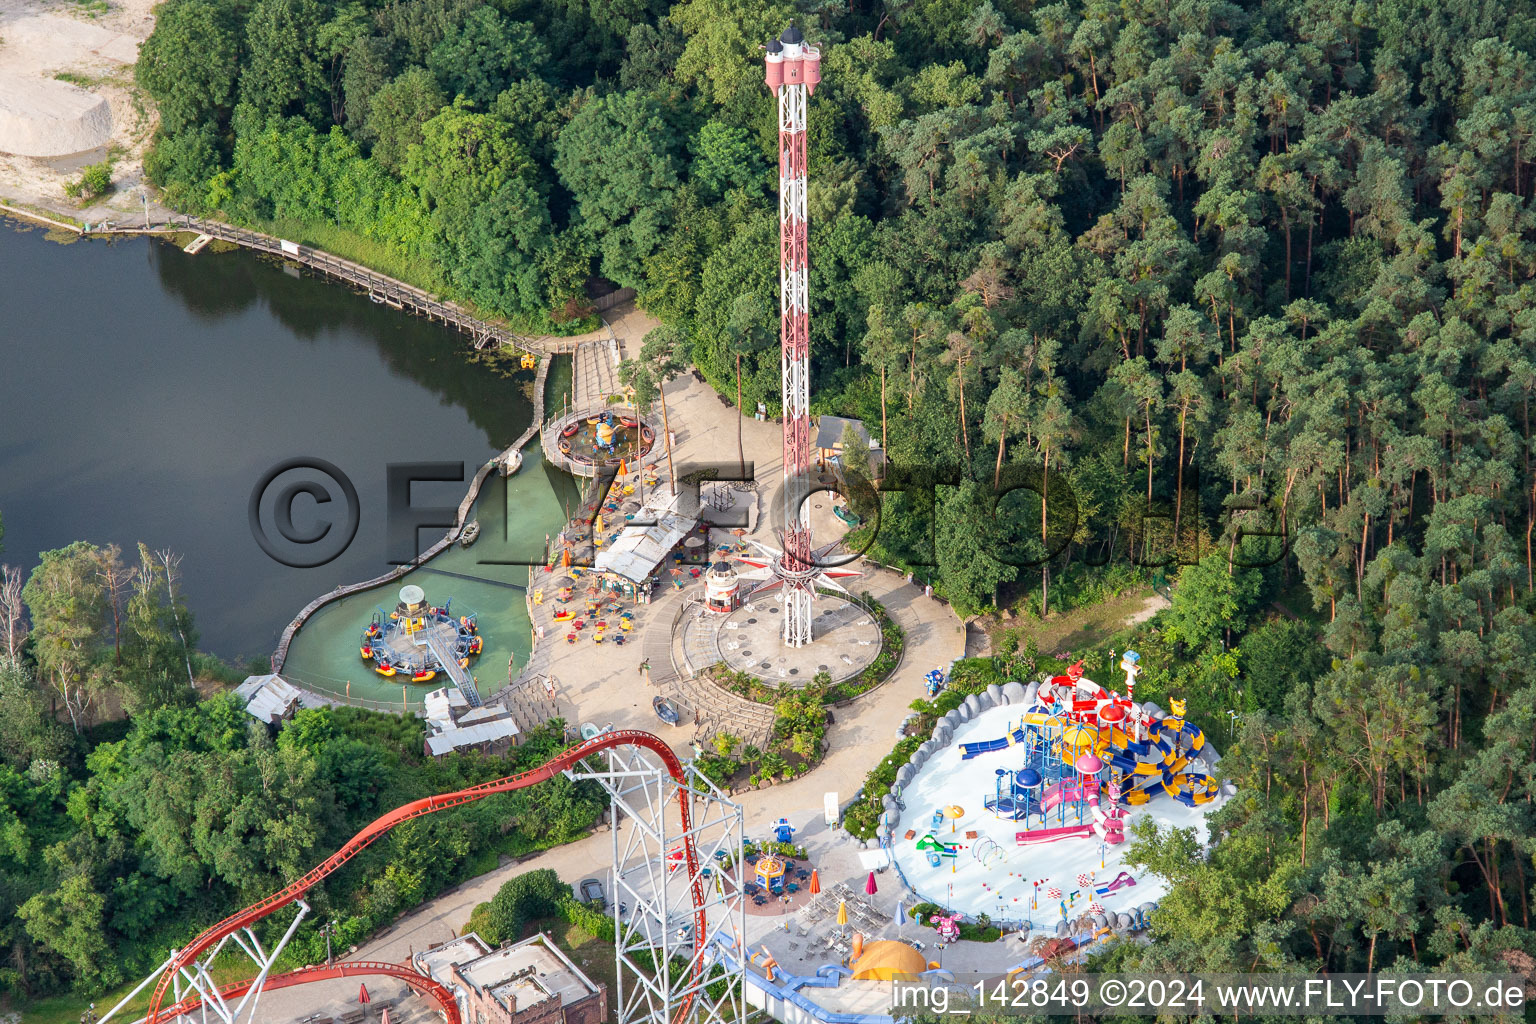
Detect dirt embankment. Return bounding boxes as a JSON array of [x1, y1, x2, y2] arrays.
[[0, 0, 163, 225]]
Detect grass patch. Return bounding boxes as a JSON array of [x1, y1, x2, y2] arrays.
[[53, 71, 99, 87], [0, 196, 84, 230], [250, 216, 448, 295], [533, 917, 618, 1017]]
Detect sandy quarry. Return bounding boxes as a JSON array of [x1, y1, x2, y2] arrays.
[[0, 0, 161, 221]]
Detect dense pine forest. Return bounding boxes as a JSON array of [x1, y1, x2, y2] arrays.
[[0, 0, 1533, 1009]]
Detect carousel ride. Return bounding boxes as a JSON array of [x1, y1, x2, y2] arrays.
[[556, 408, 656, 469], [359, 584, 484, 683]]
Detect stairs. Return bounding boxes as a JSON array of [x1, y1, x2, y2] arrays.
[[494, 674, 561, 732], [573, 339, 619, 408], [667, 674, 775, 750], [425, 632, 481, 707]]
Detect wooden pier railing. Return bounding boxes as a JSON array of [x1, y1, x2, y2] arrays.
[[183, 218, 583, 355]]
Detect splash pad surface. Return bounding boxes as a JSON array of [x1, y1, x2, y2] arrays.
[[889, 702, 1227, 934]]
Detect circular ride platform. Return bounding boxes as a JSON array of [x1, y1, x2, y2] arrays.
[[542, 406, 657, 477], [360, 587, 483, 682], [688, 595, 882, 685], [374, 619, 462, 667]]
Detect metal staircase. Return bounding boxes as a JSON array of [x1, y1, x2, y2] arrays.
[[425, 632, 482, 707]]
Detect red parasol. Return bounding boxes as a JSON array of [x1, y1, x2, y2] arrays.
[[865, 871, 878, 896], [359, 983, 370, 1004], [808, 869, 820, 895]]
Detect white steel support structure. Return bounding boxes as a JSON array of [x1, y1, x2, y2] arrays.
[[764, 25, 823, 647], [98, 902, 311, 1024], [573, 747, 747, 1024]]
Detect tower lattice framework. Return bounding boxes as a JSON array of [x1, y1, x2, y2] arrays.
[[764, 25, 822, 648]]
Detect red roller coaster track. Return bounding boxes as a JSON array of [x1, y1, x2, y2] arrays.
[[157, 961, 460, 1022], [143, 730, 704, 1024]]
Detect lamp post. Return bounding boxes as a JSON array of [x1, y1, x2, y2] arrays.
[[320, 919, 340, 965]]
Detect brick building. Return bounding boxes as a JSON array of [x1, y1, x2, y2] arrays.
[[412, 932, 607, 1024]]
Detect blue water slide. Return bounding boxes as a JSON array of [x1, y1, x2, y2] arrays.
[[959, 735, 1011, 759]]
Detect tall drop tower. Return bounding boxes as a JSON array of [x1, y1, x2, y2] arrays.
[[764, 25, 821, 647]]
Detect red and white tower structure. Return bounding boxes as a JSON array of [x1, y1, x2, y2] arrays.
[[764, 25, 821, 647]]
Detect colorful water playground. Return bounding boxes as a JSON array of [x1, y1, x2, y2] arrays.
[[884, 655, 1231, 939]]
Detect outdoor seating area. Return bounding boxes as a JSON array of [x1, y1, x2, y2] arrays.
[[765, 879, 908, 965], [796, 882, 891, 932]]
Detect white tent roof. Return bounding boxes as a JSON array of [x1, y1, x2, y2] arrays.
[[425, 718, 521, 756], [423, 686, 470, 725], [595, 510, 696, 583]]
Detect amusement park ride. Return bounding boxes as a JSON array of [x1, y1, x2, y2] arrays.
[[736, 25, 862, 646], [95, 732, 747, 1024]]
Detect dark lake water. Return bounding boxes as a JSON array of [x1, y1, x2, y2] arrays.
[[0, 223, 576, 666]]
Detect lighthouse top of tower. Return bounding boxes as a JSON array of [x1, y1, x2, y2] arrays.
[[778, 25, 809, 60], [764, 24, 821, 93]]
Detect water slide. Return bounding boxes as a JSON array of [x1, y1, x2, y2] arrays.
[[960, 708, 1069, 760], [1014, 824, 1095, 845], [1106, 713, 1219, 806], [957, 680, 1221, 808], [1039, 778, 1100, 812]]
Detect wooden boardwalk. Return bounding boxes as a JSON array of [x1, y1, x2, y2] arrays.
[[0, 201, 579, 358], [183, 218, 575, 355], [573, 333, 621, 407]]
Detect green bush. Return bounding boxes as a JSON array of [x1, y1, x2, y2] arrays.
[[946, 657, 1003, 694], [487, 868, 571, 943], [903, 902, 1000, 941], [63, 161, 113, 200], [466, 892, 616, 946], [843, 735, 920, 839], [1018, 563, 1148, 619], [557, 895, 616, 941]]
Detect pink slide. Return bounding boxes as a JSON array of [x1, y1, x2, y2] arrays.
[[1090, 803, 1127, 845], [1039, 779, 1100, 812], [1015, 824, 1095, 845]]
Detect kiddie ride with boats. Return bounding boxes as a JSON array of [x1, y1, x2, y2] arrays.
[[557, 409, 655, 468], [359, 584, 483, 682]]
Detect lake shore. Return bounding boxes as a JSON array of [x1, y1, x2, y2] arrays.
[[0, 0, 167, 227]]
